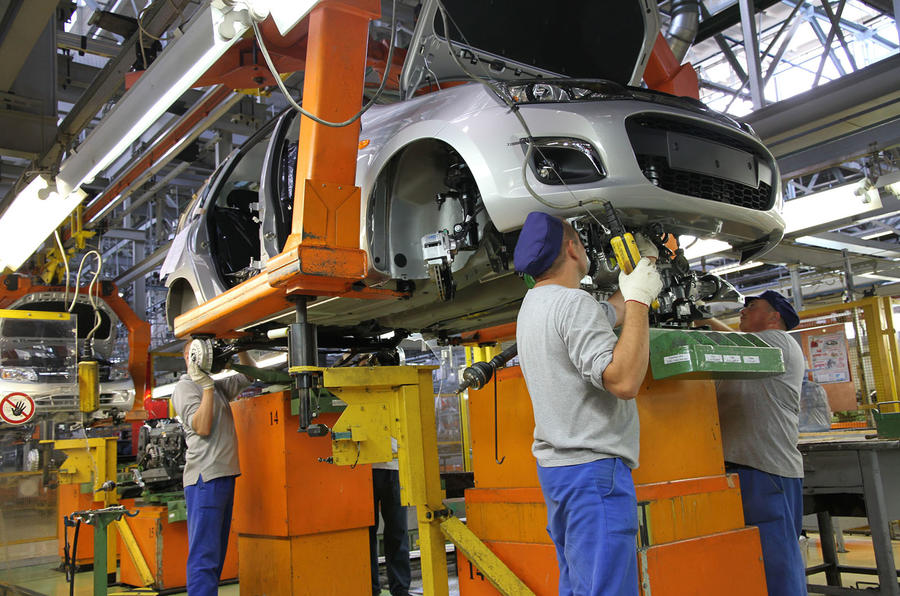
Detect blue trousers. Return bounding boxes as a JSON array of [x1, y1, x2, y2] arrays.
[[184, 474, 235, 596], [369, 469, 411, 596], [537, 458, 639, 596], [731, 465, 805, 596]]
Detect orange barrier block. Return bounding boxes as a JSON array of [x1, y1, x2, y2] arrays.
[[461, 366, 767, 595], [231, 391, 372, 594], [118, 504, 237, 590], [638, 528, 767, 596], [457, 540, 559, 595]]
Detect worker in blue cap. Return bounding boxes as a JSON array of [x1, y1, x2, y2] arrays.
[[700, 290, 806, 596], [513, 211, 662, 596]]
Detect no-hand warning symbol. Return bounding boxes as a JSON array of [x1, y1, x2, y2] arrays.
[[0, 392, 36, 425]]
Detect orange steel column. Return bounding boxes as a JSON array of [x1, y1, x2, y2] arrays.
[[457, 367, 767, 595], [274, 0, 380, 271], [172, 0, 403, 340]]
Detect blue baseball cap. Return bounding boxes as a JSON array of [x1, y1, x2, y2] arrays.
[[514, 212, 564, 277], [747, 290, 800, 330]]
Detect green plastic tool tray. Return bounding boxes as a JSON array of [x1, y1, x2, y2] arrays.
[[649, 328, 786, 380]]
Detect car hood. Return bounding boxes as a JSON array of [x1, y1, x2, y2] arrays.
[[399, 0, 660, 99]]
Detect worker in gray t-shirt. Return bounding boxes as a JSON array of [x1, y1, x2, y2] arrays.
[[172, 343, 254, 596], [701, 290, 805, 596], [514, 211, 662, 596]]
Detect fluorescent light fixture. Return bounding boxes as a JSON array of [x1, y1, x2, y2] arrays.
[[795, 234, 900, 257], [150, 352, 288, 399], [3, 3, 252, 272], [861, 229, 893, 240], [783, 183, 884, 237], [0, 176, 86, 271], [681, 235, 732, 260], [57, 3, 251, 195], [876, 171, 900, 197], [861, 272, 900, 282], [709, 260, 764, 275]]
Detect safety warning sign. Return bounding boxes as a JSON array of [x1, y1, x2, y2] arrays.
[[0, 392, 36, 425]]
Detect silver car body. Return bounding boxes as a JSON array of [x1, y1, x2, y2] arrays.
[[162, 0, 784, 335]]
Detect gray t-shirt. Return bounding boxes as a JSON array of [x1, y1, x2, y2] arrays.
[[516, 284, 640, 469], [716, 329, 805, 478], [172, 373, 251, 486]]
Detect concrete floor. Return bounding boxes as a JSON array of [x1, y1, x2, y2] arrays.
[[0, 533, 896, 594]]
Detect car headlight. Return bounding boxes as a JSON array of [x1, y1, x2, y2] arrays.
[[501, 79, 627, 104], [108, 364, 131, 381], [522, 137, 606, 186], [0, 367, 39, 382]]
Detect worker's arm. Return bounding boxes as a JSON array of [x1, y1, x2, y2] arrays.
[[602, 302, 651, 399], [190, 387, 216, 437], [602, 258, 662, 399], [238, 351, 256, 367], [186, 362, 216, 436], [606, 290, 626, 327], [694, 317, 734, 332]]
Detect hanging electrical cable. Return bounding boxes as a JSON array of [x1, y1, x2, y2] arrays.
[[252, 0, 399, 128]]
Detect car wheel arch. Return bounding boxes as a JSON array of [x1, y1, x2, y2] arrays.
[[165, 278, 200, 331], [365, 135, 496, 280]]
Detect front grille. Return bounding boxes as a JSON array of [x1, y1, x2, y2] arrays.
[[637, 155, 773, 211], [626, 114, 776, 211]]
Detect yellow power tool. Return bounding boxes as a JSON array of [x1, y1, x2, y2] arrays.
[[601, 203, 640, 274]]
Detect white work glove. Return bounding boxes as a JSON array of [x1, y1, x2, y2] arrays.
[[188, 361, 215, 390], [619, 257, 663, 307], [633, 232, 659, 260]]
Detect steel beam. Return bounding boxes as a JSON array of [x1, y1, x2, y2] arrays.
[[0, 0, 192, 211], [0, 0, 56, 91], [808, 16, 847, 78], [695, 0, 782, 43], [742, 54, 900, 154], [738, 0, 765, 108], [114, 243, 170, 287], [777, 116, 900, 179], [56, 31, 121, 58], [781, 0, 898, 50], [762, 2, 803, 84], [812, 0, 849, 87], [798, 232, 900, 258], [819, 0, 858, 71]]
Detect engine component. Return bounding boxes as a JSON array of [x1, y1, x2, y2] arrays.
[[133, 419, 186, 492], [422, 231, 457, 302], [458, 344, 518, 393], [574, 217, 742, 326]]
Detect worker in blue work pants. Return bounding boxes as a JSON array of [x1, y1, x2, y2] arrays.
[[727, 464, 805, 595], [514, 212, 663, 595], [185, 476, 236, 591], [702, 290, 807, 595], [537, 459, 639, 595], [173, 343, 254, 595]]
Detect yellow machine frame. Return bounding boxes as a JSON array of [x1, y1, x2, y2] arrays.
[[323, 365, 535, 596], [799, 296, 900, 413]]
